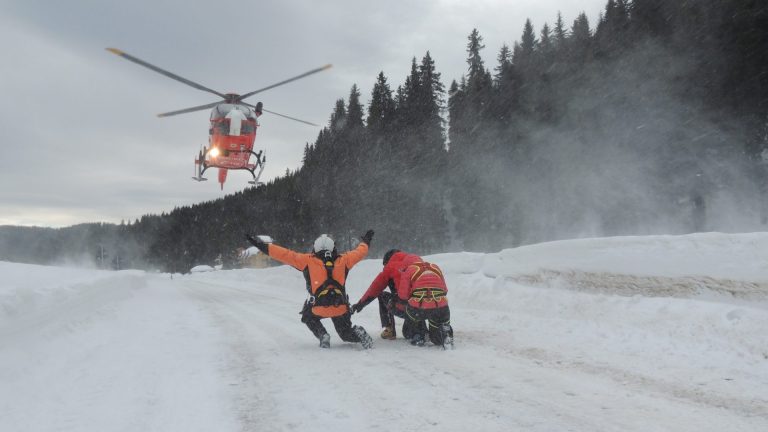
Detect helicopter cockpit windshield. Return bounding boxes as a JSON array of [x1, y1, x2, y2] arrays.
[[211, 104, 255, 120], [225, 109, 247, 136], [211, 104, 257, 136]]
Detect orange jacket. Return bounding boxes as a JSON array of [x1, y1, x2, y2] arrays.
[[267, 242, 369, 317]]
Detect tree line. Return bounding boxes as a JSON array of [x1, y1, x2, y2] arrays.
[[2, 0, 766, 271]]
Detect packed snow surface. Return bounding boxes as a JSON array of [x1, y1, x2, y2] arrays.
[[2, 232, 767, 431]]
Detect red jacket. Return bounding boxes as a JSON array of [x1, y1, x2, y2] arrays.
[[356, 251, 415, 307], [357, 252, 448, 310], [398, 256, 448, 310]]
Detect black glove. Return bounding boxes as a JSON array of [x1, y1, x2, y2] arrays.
[[245, 233, 269, 254], [350, 302, 364, 314], [360, 229, 374, 245]]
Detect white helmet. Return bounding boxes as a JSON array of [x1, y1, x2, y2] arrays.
[[313, 234, 335, 253]]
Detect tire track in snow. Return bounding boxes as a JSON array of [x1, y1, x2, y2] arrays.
[[182, 280, 296, 431], [456, 324, 768, 430], [509, 269, 768, 301], [504, 344, 768, 420]]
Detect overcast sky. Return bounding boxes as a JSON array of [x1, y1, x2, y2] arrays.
[[0, 0, 606, 227]]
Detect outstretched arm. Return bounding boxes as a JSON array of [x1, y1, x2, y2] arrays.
[[342, 242, 369, 269], [352, 271, 389, 313], [266, 244, 311, 270], [246, 234, 308, 270], [342, 230, 373, 270], [245, 234, 269, 254]]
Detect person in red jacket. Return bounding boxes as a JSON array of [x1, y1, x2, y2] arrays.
[[352, 249, 454, 348], [247, 231, 374, 349], [351, 249, 415, 340]]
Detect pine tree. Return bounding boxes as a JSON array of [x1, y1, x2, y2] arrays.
[[492, 43, 520, 125], [464, 29, 493, 125], [520, 19, 537, 58], [329, 98, 347, 132], [569, 12, 593, 63], [346, 84, 364, 130], [416, 51, 446, 147], [409, 51, 449, 252], [595, 0, 630, 56], [367, 72, 396, 134], [447, 78, 466, 146], [404, 57, 422, 124], [466, 29, 486, 85], [554, 11, 568, 49], [539, 23, 553, 56], [446, 30, 505, 251], [494, 44, 512, 83]]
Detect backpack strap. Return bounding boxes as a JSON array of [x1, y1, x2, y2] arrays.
[[409, 262, 444, 282], [310, 258, 348, 307], [410, 287, 447, 306]]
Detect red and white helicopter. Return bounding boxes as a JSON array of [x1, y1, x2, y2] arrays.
[[107, 48, 330, 189]]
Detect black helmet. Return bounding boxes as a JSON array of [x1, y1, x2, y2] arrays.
[[382, 249, 400, 265]]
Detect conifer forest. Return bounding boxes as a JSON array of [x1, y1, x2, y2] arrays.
[[2, 0, 767, 272]]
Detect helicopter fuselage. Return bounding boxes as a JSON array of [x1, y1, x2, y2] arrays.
[[195, 103, 264, 188]]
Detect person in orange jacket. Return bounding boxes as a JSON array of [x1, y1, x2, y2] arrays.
[[246, 230, 374, 349]]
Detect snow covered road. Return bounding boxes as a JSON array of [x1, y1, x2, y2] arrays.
[[2, 233, 768, 431]]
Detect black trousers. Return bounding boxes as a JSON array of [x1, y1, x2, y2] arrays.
[[378, 291, 418, 339], [301, 303, 361, 342], [405, 304, 452, 345]]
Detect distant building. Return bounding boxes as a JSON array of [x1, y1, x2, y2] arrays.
[[237, 246, 275, 269]]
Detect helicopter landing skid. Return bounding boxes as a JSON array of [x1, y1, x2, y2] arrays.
[[247, 151, 266, 187], [194, 150, 208, 182]]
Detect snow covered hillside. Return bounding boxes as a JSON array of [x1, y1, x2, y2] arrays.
[[2, 233, 767, 432]]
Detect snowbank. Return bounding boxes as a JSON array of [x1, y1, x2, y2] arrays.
[[0, 261, 145, 328], [434, 232, 768, 300]]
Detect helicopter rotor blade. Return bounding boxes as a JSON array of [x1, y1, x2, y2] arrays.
[[262, 108, 319, 127], [241, 102, 319, 127], [106, 48, 227, 99], [237, 64, 332, 101], [157, 101, 222, 118]]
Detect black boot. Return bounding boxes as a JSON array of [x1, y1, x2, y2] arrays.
[[440, 324, 454, 350], [410, 332, 425, 347], [353, 325, 373, 349]]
